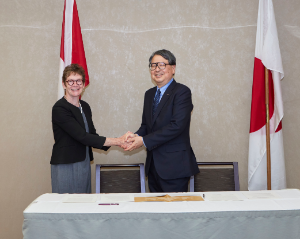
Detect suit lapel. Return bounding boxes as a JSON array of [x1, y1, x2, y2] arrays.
[[63, 98, 85, 128], [73, 108, 85, 129], [151, 80, 177, 128], [147, 87, 157, 120]]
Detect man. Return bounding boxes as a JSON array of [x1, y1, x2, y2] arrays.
[[125, 49, 199, 192]]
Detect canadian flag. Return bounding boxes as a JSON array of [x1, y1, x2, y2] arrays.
[[58, 0, 89, 99], [248, 0, 286, 190]]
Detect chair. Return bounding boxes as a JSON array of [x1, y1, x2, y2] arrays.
[[95, 164, 146, 193], [190, 162, 240, 192]]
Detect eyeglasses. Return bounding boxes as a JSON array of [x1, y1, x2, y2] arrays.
[[149, 62, 172, 71], [66, 79, 83, 86]]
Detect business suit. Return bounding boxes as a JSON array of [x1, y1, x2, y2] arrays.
[[135, 79, 199, 191], [51, 97, 109, 165]]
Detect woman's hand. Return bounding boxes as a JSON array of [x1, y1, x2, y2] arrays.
[[103, 131, 134, 148]]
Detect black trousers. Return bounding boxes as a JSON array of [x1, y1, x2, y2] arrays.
[[148, 158, 190, 192]]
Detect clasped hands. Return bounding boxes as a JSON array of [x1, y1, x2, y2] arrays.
[[118, 131, 144, 151]]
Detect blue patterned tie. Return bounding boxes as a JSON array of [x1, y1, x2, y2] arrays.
[[152, 89, 161, 117]]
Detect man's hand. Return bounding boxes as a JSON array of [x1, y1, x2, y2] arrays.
[[124, 131, 137, 141], [124, 136, 143, 151], [118, 131, 133, 149], [103, 131, 135, 148], [120, 141, 132, 149]]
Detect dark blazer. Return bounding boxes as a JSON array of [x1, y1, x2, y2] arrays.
[[136, 80, 199, 180], [51, 97, 109, 165]]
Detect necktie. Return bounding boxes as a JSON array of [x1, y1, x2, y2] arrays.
[[152, 89, 161, 117]]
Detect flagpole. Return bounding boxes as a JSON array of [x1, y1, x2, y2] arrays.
[[265, 67, 271, 190]]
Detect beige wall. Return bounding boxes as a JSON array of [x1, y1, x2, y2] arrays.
[[1, 0, 300, 238]]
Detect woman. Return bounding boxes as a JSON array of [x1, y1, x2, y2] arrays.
[[51, 64, 127, 193]]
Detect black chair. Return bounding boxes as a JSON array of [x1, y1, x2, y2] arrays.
[[190, 162, 240, 192], [95, 164, 146, 193]]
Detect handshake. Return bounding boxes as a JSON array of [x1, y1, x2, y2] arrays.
[[117, 131, 144, 152]]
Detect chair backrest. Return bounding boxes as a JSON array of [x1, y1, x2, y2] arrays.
[[95, 164, 146, 193], [190, 162, 240, 192]]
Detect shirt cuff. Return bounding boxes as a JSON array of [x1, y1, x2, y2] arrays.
[[136, 134, 147, 148]]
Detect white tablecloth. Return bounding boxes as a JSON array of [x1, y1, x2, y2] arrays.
[[23, 190, 300, 239]]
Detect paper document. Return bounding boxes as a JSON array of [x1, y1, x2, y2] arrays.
[[34, 193, 64, 202], [62, 194, 97, 203], [243, 191, 281, 199], [273, 189, 300, 199], [100, 194, 135, 203], [205, 193, 244, 201]]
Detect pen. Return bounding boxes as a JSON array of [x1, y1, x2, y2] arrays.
[[98, 203, 119, 205]]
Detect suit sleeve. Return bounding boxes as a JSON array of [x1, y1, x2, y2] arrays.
[[135, 92, 148, 137], [143, 86, 193, 151], [52, 104, 107, 150], [84, 104, 110, 151]]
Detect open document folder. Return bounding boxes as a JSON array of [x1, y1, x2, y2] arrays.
[[134, 194, 204, 202]]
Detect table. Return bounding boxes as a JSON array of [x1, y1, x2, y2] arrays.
[[23, 190, 300, 239]]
